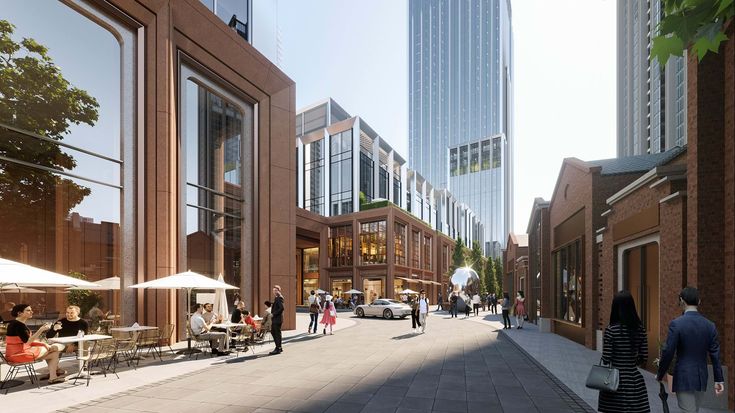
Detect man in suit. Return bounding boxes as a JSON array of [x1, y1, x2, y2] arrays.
[[269, 285, 284, 355], [656, 287, 725, 412]]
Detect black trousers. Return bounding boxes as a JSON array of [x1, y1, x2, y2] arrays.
[[411, 310, 421, 328], [491, 302, 497, 314], [502, 310, 511, 328], [271, 322, 283, 349]]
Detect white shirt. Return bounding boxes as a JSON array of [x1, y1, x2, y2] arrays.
[[418, 297, 429, 314], [190, 313, 206, 335], [472, 295, 481, 304], [308, 295, 320, 305]]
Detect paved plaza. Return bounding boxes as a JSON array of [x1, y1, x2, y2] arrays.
[[4, 311, 594, 413]]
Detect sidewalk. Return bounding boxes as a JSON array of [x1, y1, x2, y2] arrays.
[[463, 311, 731, 413], [2, 314, 356, 413]]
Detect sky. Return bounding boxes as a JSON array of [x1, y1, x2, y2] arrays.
[[281, 0, 617, 234]]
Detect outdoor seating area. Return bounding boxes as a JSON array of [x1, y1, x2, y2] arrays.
[[0, 259, 267, 396]]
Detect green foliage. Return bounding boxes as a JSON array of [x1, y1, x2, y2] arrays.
[[485, 256, 499, 295], [651, 0, 735, 65], [469, 241, 486, 293], [0, 20, 99, 258], [360, 199, 389, 211], [450, 238, 466, 274], [359, 191, 367, 206], [66, 272, 102, 317]]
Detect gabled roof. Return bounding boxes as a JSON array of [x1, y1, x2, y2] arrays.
[[507, 232, 528, 248], [587, 146, 686, 176], [526, 197, 550, 234]]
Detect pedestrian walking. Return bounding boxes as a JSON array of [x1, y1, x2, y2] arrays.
[[490, 293, 498, 314], [450, 292, 458, 318], [513, 290, 526, 329], [501, 292, 512, 329], [436, 292, 443, 311], [418, 290, 429, 333], [656, 287, 725, 413], [464, 297, 471, 318], [321, 295, 337, 335], [269, 285, 284, 355], [307, 290, 321, 334], [472, 293, 481, 316], [409, 295, 421, 333], [597, 291, 650, 413]]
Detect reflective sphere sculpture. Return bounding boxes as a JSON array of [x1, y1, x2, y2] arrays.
[[450, 267, 480, 312]]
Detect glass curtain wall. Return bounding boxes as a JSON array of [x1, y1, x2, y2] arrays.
[[183, 75, 252, 296], [378, 163, 389, 199], [470, 142, 480, 172], [392, 164, 402, 206], [481, 139, 491, 170], [0, 1, 131, 318], [304, 140, 324, 214], [359, 221, 387, 265], [359, 150, 373, 203], [330, 130, 353, 216]]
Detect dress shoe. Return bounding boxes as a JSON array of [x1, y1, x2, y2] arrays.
[[269, 349, 281, 355]]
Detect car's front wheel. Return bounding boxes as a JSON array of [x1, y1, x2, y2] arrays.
[[356, 308, 365, 317], [383, 309, 393, 319]]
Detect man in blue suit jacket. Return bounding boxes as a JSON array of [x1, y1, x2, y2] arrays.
[[656, 287, 725, 412]]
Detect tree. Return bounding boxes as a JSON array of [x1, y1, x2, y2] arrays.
[[469, 241, 485, 293], [651, 0, 734, 65], [66, 271, 102, 317], [495, 257, 504, 294], [0, 20, 99, 258], [450, 238, 466, 274], [485, 256, 499, 295]]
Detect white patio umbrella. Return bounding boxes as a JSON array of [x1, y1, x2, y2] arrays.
[[0, 285, 46, 294], [400, 289, 418, 295], [66, 276, 120, 290], [212, 274, 230, 321], [0, 257, 100, 288], [316, 289, 327, 294], [129, 270, 238, 351], [344, 289, 363, 294]]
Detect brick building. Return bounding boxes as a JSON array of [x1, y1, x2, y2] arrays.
[[546, 149, 684, 347], [502, 233, 528, 307], [527, 198, 550, 327]]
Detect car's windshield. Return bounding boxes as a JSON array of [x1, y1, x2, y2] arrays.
[[385, 299, 402, 304]]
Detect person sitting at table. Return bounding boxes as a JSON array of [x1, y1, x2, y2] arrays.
[[46, 306, 89, 349], [255, 301, 273, 340], [87, 304, 104, 331], [190, 303, 228, 356], [5, 304, 67, 384], [230, 301, 246, 324], [203, 303, 226, 332]]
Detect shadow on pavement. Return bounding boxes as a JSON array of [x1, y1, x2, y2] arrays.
[[391, 333, 419, 340]]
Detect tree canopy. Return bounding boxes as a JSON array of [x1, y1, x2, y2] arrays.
[[652, 0, 734, 65]]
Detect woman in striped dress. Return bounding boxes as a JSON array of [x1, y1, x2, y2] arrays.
[[598, 291, 650, 413]]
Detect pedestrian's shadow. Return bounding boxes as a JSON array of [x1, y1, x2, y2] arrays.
[[391, 333, 418, 340]]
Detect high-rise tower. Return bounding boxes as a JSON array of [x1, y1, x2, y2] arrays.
[[617, 0, 687, 157], [408, 0, 513, 257]]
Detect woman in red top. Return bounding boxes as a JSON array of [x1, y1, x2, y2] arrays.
[[320, 296, 337, 335], [5, 304, 66, 384]]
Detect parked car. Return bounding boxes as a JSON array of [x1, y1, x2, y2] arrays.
[[354, 299, 412, 319]]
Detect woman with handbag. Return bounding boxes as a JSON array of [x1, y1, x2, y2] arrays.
[[307, 290, 321, 334], [597, 290, 650, 412], [320, 295, 337, 335]]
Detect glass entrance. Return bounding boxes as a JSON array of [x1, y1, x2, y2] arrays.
[[363, 277, 385, 304]]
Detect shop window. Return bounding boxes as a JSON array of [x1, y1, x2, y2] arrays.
[[553, 239, 583, 325], [394, 222, 407, 266], [423, 236, 432, 270], [301, 247, 319, 304], [328, 225, 353, 267], [331, 277, 353, 304], [359, 220, 386, 265], [412, 230, 421, 268]]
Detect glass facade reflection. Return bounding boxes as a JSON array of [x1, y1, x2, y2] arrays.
[[554, 240, 583, 325], [359, 221, 386, 265], [328, 225, 353, 267], [183, 76, 253, 297], [0, 1, 130, 318]]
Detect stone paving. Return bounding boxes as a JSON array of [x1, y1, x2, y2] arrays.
[[53, 311, 592, 413]]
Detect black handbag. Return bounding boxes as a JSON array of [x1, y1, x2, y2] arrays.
[[585, 359, 620, 392]]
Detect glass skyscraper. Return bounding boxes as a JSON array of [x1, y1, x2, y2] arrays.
[[408, 0, 513, 257], [617, 0, 687, 157]]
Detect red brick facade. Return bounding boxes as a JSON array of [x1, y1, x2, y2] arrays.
[[527, 199, 551, 321], [502, 233, 528, 305]]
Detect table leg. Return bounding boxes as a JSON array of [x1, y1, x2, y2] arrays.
[[78, 340, 84, 375]]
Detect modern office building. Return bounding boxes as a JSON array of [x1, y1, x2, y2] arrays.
[[294, 99, 485, 306], [0, 0, 296, 336], [201, 0, 283, 67], [617, 0, 687, 157], [408, 0, 513, 257]]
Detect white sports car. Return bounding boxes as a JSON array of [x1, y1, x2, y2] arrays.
[[354, 299, 412, 319]]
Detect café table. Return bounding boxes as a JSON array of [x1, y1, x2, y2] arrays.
[[48, 334, 112, 378], [210, 322, 245, 350]]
